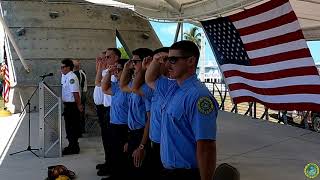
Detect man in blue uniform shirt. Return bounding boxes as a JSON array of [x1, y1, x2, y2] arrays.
[[146, 41, 218, 180], [135, 47, 173, 178], [120, 48, 153, 180], [101, 59, 130, 180]]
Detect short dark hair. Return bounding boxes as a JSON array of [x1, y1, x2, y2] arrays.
[[132, 48, 153, 60], [61, 58, 74, 70], [118, 59, 128, 69], [107, 48, 121, 59], [170, 40, 200, 63], [153, 47, 169, 56]]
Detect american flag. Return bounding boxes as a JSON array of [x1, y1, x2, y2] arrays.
[[201, 0, 320, 111], [2, 49, 10, 103]]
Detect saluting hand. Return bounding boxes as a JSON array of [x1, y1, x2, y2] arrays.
[[124, 60, 133, 70], [108, 65, 117, 75], [142, 56, 152, 70], [96, 56, 102, 72]]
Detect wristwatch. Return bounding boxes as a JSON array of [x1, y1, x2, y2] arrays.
[[138, 144, 145, 150]]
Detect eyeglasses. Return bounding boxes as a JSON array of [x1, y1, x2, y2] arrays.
[[168, 56, 191, 64], [60, 65, 67, 69]]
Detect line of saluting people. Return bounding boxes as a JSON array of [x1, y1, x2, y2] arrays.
[[60, 40, 219, 180]]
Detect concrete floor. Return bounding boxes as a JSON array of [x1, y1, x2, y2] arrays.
[[0, 111, 319, 179]]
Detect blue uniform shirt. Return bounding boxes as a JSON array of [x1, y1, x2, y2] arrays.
[[110, 82, 130, 125], [128, 82, 147, 130], [160, 75, 218, 169], [143, 76, 177, 143], [141, 83, 153, 112]]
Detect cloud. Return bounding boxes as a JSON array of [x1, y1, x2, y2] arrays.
[[159, 24, 178, 36]]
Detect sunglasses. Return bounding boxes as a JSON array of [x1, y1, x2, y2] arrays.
[[131, 59, 142, 65], [168, 56, 191, 64]]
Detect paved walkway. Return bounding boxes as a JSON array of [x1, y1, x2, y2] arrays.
[[0, 111, 319, 179]]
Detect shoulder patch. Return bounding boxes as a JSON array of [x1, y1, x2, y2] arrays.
[[197, 96, 215, 114], [70, 79, 75, 84]]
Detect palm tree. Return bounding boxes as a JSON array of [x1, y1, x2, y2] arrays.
[[184, 27, 201, 49]]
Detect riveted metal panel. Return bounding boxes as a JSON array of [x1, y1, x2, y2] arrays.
[[9, 28, 115, 60], [2, 1, 145, 31]]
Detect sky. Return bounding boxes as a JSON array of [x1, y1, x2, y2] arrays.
[[149, 21, 320, 65]]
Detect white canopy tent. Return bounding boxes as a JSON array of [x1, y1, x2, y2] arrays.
[[86, 0, 320, 40]]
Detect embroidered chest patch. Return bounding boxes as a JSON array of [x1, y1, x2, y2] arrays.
[[70, 79, 75, 84]]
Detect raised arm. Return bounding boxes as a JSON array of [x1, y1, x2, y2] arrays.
[[120, 60, 133, 93], [101, 66, 115, 95], [145, 56, 161, 90], [95, 61, 104, 87], [132, 57, 152, 96]]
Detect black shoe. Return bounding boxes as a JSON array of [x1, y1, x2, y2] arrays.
[[96, 163, 107, 170], [62, 146, 80, 155], [97, 167, 111, 176]]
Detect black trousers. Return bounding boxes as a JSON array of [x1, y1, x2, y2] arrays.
[[95, 105, 111, 164], [149, 141, 163, 179], [127, 128, 150, 180], [109, 123, 129, 178], [160, 168, 200, 180], [63, 102, 81, 147], [79, 92, 87, 133]]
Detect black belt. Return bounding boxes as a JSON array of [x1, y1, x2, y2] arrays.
[[63, 102, 76, 105]]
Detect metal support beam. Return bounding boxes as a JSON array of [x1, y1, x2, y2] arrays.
[[174, 22, 181, 43]]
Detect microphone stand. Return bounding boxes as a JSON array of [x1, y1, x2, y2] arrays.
[[10, 76, 47, 157]]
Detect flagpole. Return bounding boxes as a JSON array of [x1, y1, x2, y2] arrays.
[[0, 9, 30, 72]]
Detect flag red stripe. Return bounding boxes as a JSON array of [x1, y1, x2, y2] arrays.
[[228, 84, 320, 95], [233, 96, 320, 111], [229, 0, 288, 22], [237, 11, 297, 36], [244, 30, 304, 51], [250, 48, 311, 65], [223, 66, 318, 80]]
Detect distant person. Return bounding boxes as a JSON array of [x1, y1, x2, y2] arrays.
[[73, 59, 87, 135], [60, 58, 83, 155]]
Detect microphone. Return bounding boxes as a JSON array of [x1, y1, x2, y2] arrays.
[[40, 73, 53, 78]]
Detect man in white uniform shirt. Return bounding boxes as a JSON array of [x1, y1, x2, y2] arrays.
[[95, 48, 121, 176], [61, 58, 83, 155]]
